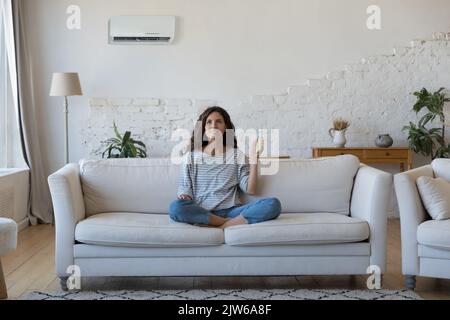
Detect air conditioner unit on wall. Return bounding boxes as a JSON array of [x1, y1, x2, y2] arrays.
[[109, 16, 176, 44]]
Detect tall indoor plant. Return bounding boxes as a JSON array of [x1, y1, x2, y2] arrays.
[[403, 87, 450, 160]]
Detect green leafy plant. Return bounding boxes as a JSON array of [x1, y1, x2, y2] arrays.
[[403, 88, 450, 160], [101, 122, 147, 159]]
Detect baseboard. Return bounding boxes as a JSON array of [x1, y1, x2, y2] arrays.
[[17, 217, 29, 231]]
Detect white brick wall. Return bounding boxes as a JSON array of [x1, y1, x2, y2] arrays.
[[81, 35, 450, 160]]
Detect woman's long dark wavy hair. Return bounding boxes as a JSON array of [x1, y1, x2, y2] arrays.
[[190, 106, 238, 152]]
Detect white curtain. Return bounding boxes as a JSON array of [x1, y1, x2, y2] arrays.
[[0, 0, 25, 168], [5, 0, 53, 224]]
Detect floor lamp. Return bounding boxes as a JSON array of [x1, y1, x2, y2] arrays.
[[49, 73, 83, 164]]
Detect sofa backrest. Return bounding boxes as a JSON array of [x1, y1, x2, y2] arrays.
[[432, 158, 450, 182], [242, 155, 360, 215], [80, 155, 360, 216], [80, 158, 178, 216]]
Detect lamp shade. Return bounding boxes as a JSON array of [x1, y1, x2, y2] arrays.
[[49, 72, 83, 96]]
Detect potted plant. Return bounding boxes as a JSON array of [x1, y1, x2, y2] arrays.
[[101, 122, 147, 159], [403, 87, 450, 160], [329, 118, 350, 147]]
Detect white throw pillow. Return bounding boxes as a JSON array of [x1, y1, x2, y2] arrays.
[[416, 176, 450, 220], [432, 158, 450, 182]]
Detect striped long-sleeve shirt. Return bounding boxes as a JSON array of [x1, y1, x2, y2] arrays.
[[177, 148, 250, 211]]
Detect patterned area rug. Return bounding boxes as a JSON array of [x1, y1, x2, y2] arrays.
[[24, 288, 422, 300]]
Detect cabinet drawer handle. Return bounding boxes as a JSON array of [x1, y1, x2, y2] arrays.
[[386, 152, 390, 156]]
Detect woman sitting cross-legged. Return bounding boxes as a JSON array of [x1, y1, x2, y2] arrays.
[[169, 106, 281, 229]]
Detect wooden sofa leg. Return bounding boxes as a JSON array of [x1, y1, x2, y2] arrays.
[[405, 275, 416, 290], [0, 259, 7, 299], [60, 277, 69, 291]]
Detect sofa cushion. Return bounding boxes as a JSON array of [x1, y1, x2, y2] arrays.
[[432, 158, 450, 182], [416, 176, 450, 220], [418, 244, 450, 259], [242, 155, 360, 215], [80, 158, 179, 216], [224, 213, 370, 246], [75, 212, 224, 247], [417, 219, 450, 250]]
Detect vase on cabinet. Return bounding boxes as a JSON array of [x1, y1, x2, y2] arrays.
[[329, 129, 347, 148], [375, 134, 393, 148]]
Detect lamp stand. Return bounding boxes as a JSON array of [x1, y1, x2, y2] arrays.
[[64, 96, 69, 164]]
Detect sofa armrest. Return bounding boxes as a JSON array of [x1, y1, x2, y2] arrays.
[[394, 165, 433, 276], [48, 164, 86, 277], [350, 165, 392, 273]]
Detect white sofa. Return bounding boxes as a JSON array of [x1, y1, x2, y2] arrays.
[[394, 159, 450, 290], [48, 155, 392, 290]]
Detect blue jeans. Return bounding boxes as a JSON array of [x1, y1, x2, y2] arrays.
[[169, 197, 282, 225]]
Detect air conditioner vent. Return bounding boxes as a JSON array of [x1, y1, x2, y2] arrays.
[[113, 36, 171, 42], [109, 16, 176, 45]]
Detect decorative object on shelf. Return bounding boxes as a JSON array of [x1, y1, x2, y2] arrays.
[[375, 134, 394, 148], [101, 122, 147, 159], [49, 72, 83, 164], [403, 87, 450, 160], [329, 118, 350, 148]]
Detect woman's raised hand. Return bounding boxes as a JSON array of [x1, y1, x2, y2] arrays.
[[249, 139, 259, 164], [178, 194, 192, 200]]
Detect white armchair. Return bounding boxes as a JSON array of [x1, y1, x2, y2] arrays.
[[394, 159, 450, 290]]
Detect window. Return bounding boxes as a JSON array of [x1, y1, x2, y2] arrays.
[[0, 0, 25, 168]]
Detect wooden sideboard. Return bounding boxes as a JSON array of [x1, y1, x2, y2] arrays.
[[312, 147, 412, 172]]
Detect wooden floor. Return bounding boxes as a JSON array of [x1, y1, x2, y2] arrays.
[[2, 219, 450, 300]]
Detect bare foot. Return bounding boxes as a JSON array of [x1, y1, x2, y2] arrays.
[[207, 214, 230, 227], [218, 215, 248, 229]]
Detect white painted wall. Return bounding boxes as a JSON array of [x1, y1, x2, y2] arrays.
[[22, 0, 450, 175]]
